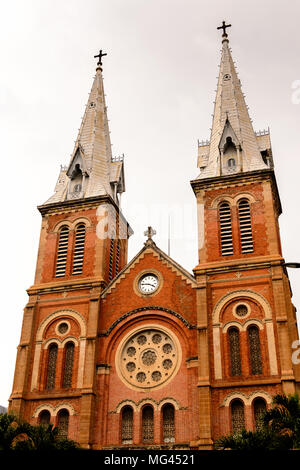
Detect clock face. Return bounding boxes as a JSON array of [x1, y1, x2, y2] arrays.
[[138, 274, 159, 294]]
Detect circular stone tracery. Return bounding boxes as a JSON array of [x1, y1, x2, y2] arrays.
[[118, 328, 179, 390]]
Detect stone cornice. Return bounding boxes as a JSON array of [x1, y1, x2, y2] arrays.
[[190, 169, 282, 215], [27, 277, 106, 295], [193, 255, 284, 276]]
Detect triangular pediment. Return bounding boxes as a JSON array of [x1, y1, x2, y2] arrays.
[[219, 119, 241, 151], [66, 145, 89, 179], [101, 241, 196, 298]]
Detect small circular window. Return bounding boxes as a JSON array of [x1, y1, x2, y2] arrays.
[[235, 304, 248, 317], [57, 322, 69, 335]]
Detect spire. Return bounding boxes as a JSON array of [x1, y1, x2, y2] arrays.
[[44, 51, 125, 205], [197, 23, 268, 179]]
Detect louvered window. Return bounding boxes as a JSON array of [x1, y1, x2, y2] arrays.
[[231, 400, 245, 433], [62, 342, 74, 388], [142, 406, 154, 443], [108, 239, 114, 281], [163, 404, 175, 443], [248, 326, 262, 375], [219, 202, 233, 256], [46, 343, 58, 390], [57, 409, 69, 438], [55, 226, 69, 277], [116, 241, 120, 275], [121, 406, 133, 444], [72, 224, 86, 275], [228, 328, 241, 376], [253, 398, 266, 430], [238, 199, 253, 253]]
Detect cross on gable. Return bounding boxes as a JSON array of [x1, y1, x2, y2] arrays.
[[144, 226, 156, 240], [217, 21, 232, 38]]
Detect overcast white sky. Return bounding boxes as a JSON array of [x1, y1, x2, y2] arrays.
[[1, 0, 300, 407]]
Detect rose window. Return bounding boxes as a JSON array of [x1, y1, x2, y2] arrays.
[[118, 328, 179, 390]]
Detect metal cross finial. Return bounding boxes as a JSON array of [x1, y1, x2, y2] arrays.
[[144, 226, 156, 240], [217, 21, 232, 38], [94, 49, 107, 67]]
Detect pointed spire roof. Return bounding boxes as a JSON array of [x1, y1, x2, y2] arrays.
[[44, 56, 125, 205], [197, 26, 268, 180]]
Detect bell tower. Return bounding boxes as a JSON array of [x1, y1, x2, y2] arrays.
[[191, 23, 300, 446], [9, 52, 132, 445]]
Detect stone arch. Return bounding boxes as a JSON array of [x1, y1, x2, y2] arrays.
[[242, 319, 264, 331], [222, 392, 248, 407], [115, 400, 138, 414], [223, 321, 243, 333], [233, 193, 256, 205], [248, 390, 272, 405], [52, 220, 73, 233], [212, 290, 272, 325], [33, 403, 55, 418], [37, 309, 86, 341], [158, 398, 180, 411], [137, 398, 158, 412], [53, 403, 76, 416], [43, 338, 61, 349], [211, 195, 234, 208]]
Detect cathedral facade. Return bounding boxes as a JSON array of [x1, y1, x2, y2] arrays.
[[9, 28, 300, 449]]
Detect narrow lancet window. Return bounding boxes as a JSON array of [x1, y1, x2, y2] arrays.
[[108, 239, 114, 281], [55, 226, 69, 277], [253, 398, 266, 430], [228, 327, 241, 376], [238, 199, 254, 253], [62, 342, 74, 388], [163, 404, 175, 443], [46, 343, 58, 390], [142, 406, 154, 443], [39, 410, 51, 427], [219, 202, 233, 255], [231, 400, 245, 433], [248, 325, 262, 375], [72, 224, 86, 275], [57, 409, 69, 438], [121, 406, 133, 444]]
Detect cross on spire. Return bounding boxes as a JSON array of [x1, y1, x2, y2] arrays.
[[94, 49, 107, 67], [217, 20, 232, 38], [144, 226, 156, 241]]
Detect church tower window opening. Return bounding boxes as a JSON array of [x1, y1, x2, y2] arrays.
[[238, 199, 254, 253], [253, 398, 266, 430], [72, 224, 86, 275], [55, 226, 69, 277], [219, 202, 233, 256], [109, 239, 114, 281]]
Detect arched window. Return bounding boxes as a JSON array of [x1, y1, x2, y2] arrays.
[[231, 400, 245, 433], [253, 398, 266, 430], [55, 226, 69, 277], [228, 158, 236, 168], [219, 202, 233, 256], [228, 327, 241, 376], [72, 224, 86, 275], [248, 325, 262, 375], [39, 410, 50, 427], [142, 406, 154, 443], [57, 409, 69, 438], [238, 199, 253, 253], [46, 343, 58, 390], [121, 406, 133, 444], [62, 342, 74, 388], [162, 404, 175, 443]]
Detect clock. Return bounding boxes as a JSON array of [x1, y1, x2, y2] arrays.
[[138, 273, 159, 294]]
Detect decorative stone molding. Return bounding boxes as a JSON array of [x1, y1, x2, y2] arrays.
[[99, 307, 196, 337], [37, 309, 86, 341], [113, 397, 181, 414], [221, 390, 273, 407], [32, 402, 76, 418]]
